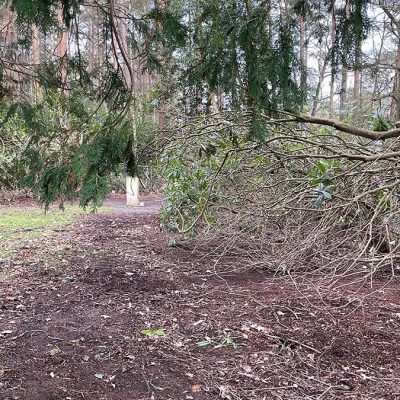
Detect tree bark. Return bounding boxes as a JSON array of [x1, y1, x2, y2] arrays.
[[299, 14, 307, 101], [88, 16, 94, 72], [311, 52, 329, 116], [57, 1, 68, 97], [339, 0, 350, 121], [154, 0, 169, 132], [394, 39, 400, 122], [353, 48, 362, 109], [120, 0, 132, 88], [378, 1, 400, 121], [32, 24, 40, 99], [292, 112, 400, 141], [329, 5, 336, 118]]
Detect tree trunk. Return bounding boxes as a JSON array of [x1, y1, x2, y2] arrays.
[[112, 29, 119, 70], [339, 66, 348, 120], [32, 24, 40, 99], [299, 14, 307, 101], [379, 0, 400, 121], [4, 9, 17, 93], [353, 42, 362, 110], [312, 53, 328, 116], [394, 39, 400, 122], [339, 0, 350, 121], [88, 17, 94, 72], [154, 0, 169, 131], [120, 0, 132, 88], [329, 5, 336, 118], [372, 26, 386, 111], [126, 175, 140, 206], [57, 1, 68, 96]]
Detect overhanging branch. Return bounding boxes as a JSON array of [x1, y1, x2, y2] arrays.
[[284, 112, 400, 141]]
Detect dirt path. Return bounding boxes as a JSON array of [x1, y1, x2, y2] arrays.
[[1, 203, 400, 399], [102, 198, 163, 214]]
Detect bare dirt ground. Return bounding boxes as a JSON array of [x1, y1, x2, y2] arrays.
[[1, 197, 400, 400]]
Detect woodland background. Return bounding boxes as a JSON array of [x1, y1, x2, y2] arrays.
[[1, 0, 400, 277]]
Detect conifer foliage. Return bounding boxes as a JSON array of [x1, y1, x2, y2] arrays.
[[1, 0, 400, 212]]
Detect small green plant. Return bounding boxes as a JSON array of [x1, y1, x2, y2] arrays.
[[312, 182, 333, 207], [308, 160, 339, 206], [141, 328, 165, 337], [196, 336, 212, 347], [214, 334, 240, 350], [196, 333, 241, 350], [371, 115, 391, 132], [49, 348, 60, 356], [374, 189, 393, 213], [308, 160, 339, 185]]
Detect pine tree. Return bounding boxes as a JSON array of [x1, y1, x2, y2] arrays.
[[1, 0, 395, 207]]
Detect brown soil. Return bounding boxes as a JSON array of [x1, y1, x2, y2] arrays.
[[1, 201, 400, 399]]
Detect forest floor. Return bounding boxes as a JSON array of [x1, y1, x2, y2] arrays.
[[1, 196, 400, 400]]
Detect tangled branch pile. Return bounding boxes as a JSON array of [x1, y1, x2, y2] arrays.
[[161, 112, 400, 278]]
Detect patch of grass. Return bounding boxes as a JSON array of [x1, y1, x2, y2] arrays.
[[0, 250, 12, 258], [1, 231, 44, 239], [0, 205, 112, 281], [0, 205, 111, 239]]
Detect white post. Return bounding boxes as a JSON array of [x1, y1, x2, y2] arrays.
[[126, 175, 140, 206]]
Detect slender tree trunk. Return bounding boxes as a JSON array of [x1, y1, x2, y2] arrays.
[[4, 9, 17, 93], [5, 9, 15, 47], [120, 0, 131, 88], [112, 30, 119, 70], [371, 26, 386, 111], [299, 14, 307, 101], [312, 53, 329, 116], [96, 7, 102, 74], [353, 40, 362, 110], [339, 0, 350, 120], [153, 0, 169, 132], [394, 40, 400, 122], [32, 24, 40, 99], [339, 66, 348, 119], [88, 17, 94, 72], [107, 0, 139, 206], [210, 92, 221, 120], [57, 1, 68, 96], [379, 0, 400, 121], [329, 5, 336, 118]]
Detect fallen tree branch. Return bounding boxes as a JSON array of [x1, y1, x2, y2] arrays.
[[282, 112, 400, 141]]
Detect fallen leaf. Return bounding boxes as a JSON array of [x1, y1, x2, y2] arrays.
[[49, 348, 60, 356]]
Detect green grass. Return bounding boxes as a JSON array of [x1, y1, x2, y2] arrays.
[[0, 204, 113, 281], [0, 205, 111, 239], [1, 231, 45, 239]]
